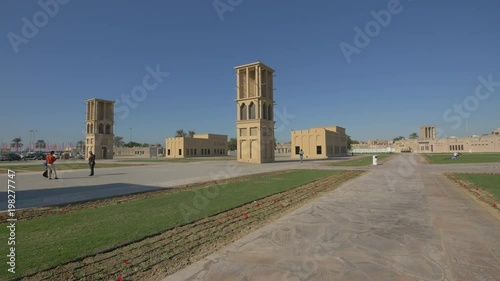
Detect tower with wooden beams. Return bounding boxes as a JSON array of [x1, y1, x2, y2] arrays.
[[235, 62, 275, 163]]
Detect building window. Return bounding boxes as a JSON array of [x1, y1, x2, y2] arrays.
[[317, 146, 322, 154], [240, 103, 247, 120], [194, 149, 197, 155], [262, 103, 267, 120], [295, 146, 300, 154], [105, 124, 111, 134], [249, 102, 256, 119], [268, 104, 272, 120], [179, 149, 182, 155], [167, 149, 170, 155], [98, 123, 104, 134]]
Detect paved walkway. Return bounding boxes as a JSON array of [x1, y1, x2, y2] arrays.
[[163, 154, 500, 281]]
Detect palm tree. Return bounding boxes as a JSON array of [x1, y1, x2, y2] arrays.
[[35, 140, 46, 150], [187, 130, 196, 138], [11, 137, 22, 152], [76, 140, 85, 153], [114, 136, 124, 147], [175, 130, 187, 137]]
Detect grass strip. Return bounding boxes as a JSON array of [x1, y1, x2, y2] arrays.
[[0, 169, 339, 279], [423, 153, 500, 164]]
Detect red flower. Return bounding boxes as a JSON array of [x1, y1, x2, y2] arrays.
[[123, 260, 132, 265], [243, 213, 248, 219], [493, 203, 497, 208], [117, 277, 124, 281]]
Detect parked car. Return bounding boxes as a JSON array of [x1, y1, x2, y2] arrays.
[[1, 153, 21, 161]]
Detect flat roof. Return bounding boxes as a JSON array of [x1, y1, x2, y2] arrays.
[[234, 61, 275, 72]]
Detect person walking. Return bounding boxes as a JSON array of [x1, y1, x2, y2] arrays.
[[88, 151, 95, 176], [46, 151, 58, 179], [299, 149, 304, 163]]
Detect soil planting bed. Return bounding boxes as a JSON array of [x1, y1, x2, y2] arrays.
[[15, 170, 364, 281]]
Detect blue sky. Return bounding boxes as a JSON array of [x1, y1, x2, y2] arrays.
[[1, 0, 499, 147]]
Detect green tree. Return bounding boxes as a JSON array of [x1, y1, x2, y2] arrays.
[[142, 143, 150, 147], [393, 136, 405, 142], [187, 130, 196, 138], [11, 137, 22, 152], [409, 132, 418, 139], [175, 130, 187, 137], [124, 141, 142, 147], [35, 139, 46, 149], [228, 138, 237, 151], [76, 140, 85, 153], [346, 135, 359, 150], [114, 136, 124, 147]]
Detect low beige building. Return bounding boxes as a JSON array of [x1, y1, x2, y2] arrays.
[[291, 126, 348, 160], [275, 142, 291, 154], [393, 126, 500, 153], [114, 146, 164, 158], [165, 134, 228, 158]]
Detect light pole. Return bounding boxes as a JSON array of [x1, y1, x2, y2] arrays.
[[29, 129, 37, 154]]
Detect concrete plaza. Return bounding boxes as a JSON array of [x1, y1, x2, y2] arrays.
[[1, 155, 499, 280]]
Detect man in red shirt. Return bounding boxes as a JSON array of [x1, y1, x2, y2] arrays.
[[46, 151, 59, 179]]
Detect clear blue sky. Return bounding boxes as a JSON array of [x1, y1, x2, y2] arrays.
[[1, 0, 499, 147]]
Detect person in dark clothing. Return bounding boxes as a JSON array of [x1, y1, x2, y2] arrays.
[[88, 151, 96, 176]]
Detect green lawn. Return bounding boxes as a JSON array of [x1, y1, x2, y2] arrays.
[[328, 154, 394, 166], [0, 169, 345, 279], [0, 163, 143, 173], [452, 173, 500, 199], [424, 153, 500, 164]]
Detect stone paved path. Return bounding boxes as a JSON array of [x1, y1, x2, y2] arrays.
[[163, 154, 500, 281]]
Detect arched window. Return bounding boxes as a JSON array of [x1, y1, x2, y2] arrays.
[[98, 123, 104, 134], [262, 103, 267, 120], [90, 124, 94, 134], [87, 124, 90, 134], [240, 103, 247, 120], [105, 124, 111, 134], [249, 102, 256, 119], [268, 104, 272, 120]]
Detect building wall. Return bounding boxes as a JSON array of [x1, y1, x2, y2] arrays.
[[291, 126, 348, 159], [275, 142, 291, 154], [114, 147, 163, 158], [85, 98, 114, 160], [393, 128, 500, 153], [165, 134, 228, 158]]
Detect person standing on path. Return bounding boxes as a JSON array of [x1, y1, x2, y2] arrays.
[[88, 151, 95, 176], [299, 149, 304, 163], [45, 151, 58, 179]]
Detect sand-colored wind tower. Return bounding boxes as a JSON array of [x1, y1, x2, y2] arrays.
[[85, 98, 114, 159], [235, 62, 275, 163]]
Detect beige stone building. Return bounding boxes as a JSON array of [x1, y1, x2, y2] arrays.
[[165, 134, 227, 158], [85, 98, 114, 159], [393, 126, 500, 153], [275, 142, 291, 154], [235, 62, 275, 163], [291, 126, 348, 160], [114, 146, 164, 158]]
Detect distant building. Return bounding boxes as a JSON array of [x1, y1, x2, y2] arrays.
[[85, 98, 114, 159], [393, 126, 500, 153], [291, 126, 348, 159], [165, 134, 228, 158], [275, 142, 291, 154], [114, 146, 164, 158]]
